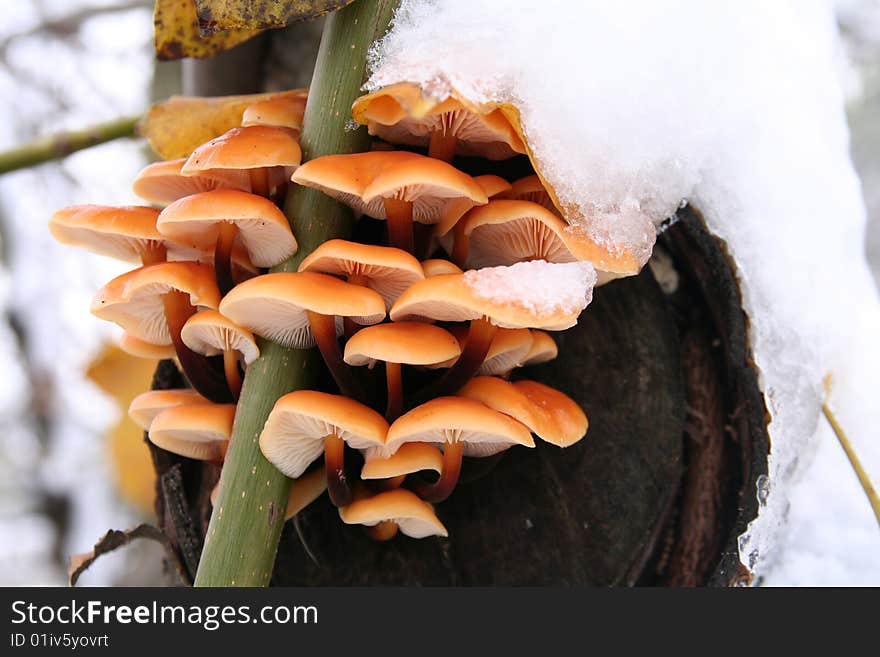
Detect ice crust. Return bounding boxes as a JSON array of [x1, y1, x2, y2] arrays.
[[368, 0, 880, 577]]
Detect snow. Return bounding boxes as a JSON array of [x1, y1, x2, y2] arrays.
[[370, 0, 880, 581], [463, 260, 596, 317]]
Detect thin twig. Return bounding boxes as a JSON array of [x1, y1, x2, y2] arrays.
[[0, 116, 140, 175]]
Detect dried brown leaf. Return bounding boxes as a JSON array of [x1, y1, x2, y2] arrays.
[[138, 89, 308, 159], [193, 0, 354, 33], [154, 0, 262, 61], [68, 524, 173, 586]]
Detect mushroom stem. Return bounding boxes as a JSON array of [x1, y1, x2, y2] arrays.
[[451, 219, 469, 269], [140, 243, 167, 266], [366, 520, 399, 541], [411, 440, 463, 503], [324, 433, 352, 507], [343, 275, 369, 340], [250, 168, 270, 197], [214, 222, 238, 296], [385, 361, 403, 422], [162, 291, 233, 403], [383, 197, 414, 253], [434, 318, 497, 396], [428, 130, 457, 163], [307, 310, 367, 402], [223, 349, 242, 400]]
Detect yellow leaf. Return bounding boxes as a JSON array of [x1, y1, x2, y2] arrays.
[[87, 343, 161, 515], [154, 0, 263, 61], [139, 89, 308, 160], [193, 0, 355, 33]]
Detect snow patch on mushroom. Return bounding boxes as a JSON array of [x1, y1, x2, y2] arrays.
[[463, 260, 596, 317]]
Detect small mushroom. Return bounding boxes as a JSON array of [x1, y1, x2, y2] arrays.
[[91, 262, 230, 402], [132, 158, 250, 206], [421, 258, 462, 277], [180, 310, 259, 399], [338, 488, 447, 541], [386, 396, 534, 502], [360, 443, 444, 491], [500, 174, 559, 214], [351, 82, 526, 162], [49, 205, 188, 265], [459, 377, 588, 447], [182, 124, 302, 198], [448, 325, 534, 377], [259, 390, 389, 507], [241, 95, 307, 131], [433, 173, 513, 241], [148, 402, 236, 462], [297, 239, 424, 310], [520, 330, 558, 367], [157, 188, 298, 295], [343, 322, 461, 420], [118, 332, 177, 360], [291, 150, 487, 253], [219, 272, 386, 399], [128, 388, 207, 430]]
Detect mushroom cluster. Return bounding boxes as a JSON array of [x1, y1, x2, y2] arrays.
[[51, 82, 605, 543]]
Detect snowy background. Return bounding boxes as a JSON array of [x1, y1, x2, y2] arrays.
[[0, 0, 877, 586]]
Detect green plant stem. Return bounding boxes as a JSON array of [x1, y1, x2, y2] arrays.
[[822, 402, 880, 530], [194, 0, 399, 587], [0, 116, 139, 175]]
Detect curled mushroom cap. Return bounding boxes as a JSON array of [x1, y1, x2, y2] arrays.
[[361, 443, 444, 481], [148, 403, 235, 461], [297, 239, 424, 309], [390, 265, 591, 331], [343, 322, 461, 367], [520, 330, 558, 367], [181, 310, 259, 364], [128, 388, 206, 430], [132, 158, 250, 206], [49, 205, 184, 264], [501, 174, 559, 214], [119, 333, 177, 360], [290, 150, 487, 227], [241, 95, 307, 130], [386, 396, 534, 457], [259, 390, 389, 479], [459, 377, 588, 447], [182, 125, 302, 177], [458, 199, 639, 274], [449, 325, 534, 376], [219, 272, 386, 348], [157, 189, 297, 268], [338, 488, 448, 539], [421, 259, 462, 277], [351, 82, 525, 161], [91, 262, 221, 344]]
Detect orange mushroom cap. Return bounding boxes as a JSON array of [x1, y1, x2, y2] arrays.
[[157, 189, 298, 268], [291, 150, 487, 227], [132, 158, 250, 206], [351, 82, 526, 161], [180, 309, 259, 364], [219, 272, 386, 349], [241, 95, 307, 130], [128, 388, 207, 430], [343, 322, 461, 367], [148, 402, 235, 461], [338, 488, 448, 539], [297, 239, 424, 309]]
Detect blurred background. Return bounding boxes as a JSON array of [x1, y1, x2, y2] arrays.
[[0, 0, 877, 586]]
